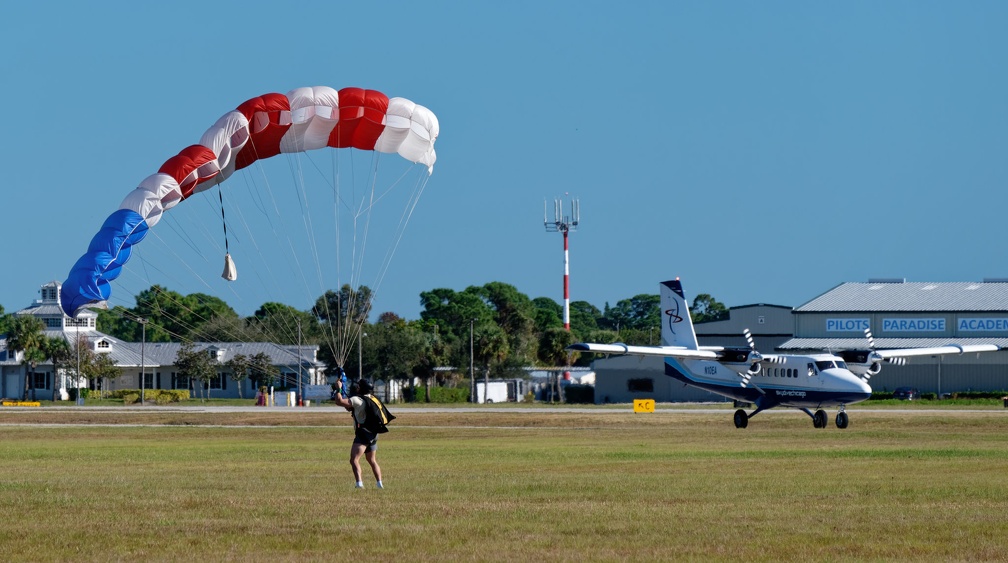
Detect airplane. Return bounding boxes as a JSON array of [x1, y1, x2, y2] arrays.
[[568, 278, 1000, 429]]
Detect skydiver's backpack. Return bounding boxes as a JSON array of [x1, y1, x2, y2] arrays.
[[362, 394, 396, 434]]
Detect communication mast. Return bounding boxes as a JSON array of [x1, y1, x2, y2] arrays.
[[544, 195, 580, 331]]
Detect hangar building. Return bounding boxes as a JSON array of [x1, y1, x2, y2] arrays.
[[591, 279, 1008, 404]]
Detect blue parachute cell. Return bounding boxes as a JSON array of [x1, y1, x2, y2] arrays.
[[60, 209, 148, 316]]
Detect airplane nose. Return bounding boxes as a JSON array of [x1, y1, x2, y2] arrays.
[[852, 376, 872, 401]]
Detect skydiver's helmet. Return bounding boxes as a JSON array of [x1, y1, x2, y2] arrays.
[[357, 379, 374, 395]]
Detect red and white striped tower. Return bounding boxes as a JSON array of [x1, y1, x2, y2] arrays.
[[545, 196, 580, 331], [563, 228, 570, 330]]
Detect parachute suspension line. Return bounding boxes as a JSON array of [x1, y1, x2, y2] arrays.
[[349, 158, 430, 306], [288, 150, 328, 296], [326, 148, 348, 367], [368, 166, 431, 312], [219, 185, 237, 281], [234, 159, 307, 346]]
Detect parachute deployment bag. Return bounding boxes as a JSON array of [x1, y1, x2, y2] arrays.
[[363, 395, 396, 434]]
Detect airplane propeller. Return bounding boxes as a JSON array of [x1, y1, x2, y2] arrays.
[[860, 329, 903, 381], [743, 329, 764, 376]]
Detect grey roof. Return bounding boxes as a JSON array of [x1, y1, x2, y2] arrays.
[[15, 303, 67, 317], [0, 329, 321, 370], [796, 282, 1008, 313], [778, 337, 1008, 351]]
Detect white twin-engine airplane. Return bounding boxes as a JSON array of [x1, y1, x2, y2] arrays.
[[569, 278, 1000, 429]]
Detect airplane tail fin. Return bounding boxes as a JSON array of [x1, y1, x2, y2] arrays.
[[660, 279, 699, 350]]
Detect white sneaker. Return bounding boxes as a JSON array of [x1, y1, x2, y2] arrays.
[[377, 482, 384, 489], [355, 483, 364, 489]]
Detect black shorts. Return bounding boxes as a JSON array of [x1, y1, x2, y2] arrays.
[[354, 427, 378, 451]]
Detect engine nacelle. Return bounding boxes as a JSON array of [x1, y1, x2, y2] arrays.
[[838, 350, 883, 377], [719, 347, 763, 375]]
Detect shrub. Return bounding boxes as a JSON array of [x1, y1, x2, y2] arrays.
[[429, 386, 471, 403], [123, 393, 139, 405], [155, 393, 173, 405]]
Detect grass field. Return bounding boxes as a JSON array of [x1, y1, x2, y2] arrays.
[[2, 406, 1008, 561]]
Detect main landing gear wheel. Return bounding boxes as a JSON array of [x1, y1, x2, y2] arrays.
[[733, 409, 749, 429], [812, 409, 827, 428], [836, 411, 849, 429]]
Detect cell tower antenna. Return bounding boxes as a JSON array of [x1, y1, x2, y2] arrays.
[[544, 194, 580, 331]]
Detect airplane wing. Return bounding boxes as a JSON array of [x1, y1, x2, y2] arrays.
[[875, 344, 999, 360], [568, 342, 719, 360]]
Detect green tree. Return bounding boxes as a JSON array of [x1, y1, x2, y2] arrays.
[[250, 352, 279, 390], [603, 293, 660, 332], [225, 353, 251, 399], [370, 315, 425, 402], [475, 282, 537, 365], [313, 284, 373, 325], [128, 286, 192, 341], [691, 294, 728, 323], [86, 351, 120, 400], [69, 332, 96, 397], [537, 327, 578, 403], [531, 297, 563, 334], [419, 288, 494, 343], [44, 336, 74, 399], [569, 300, 601, 338], [473, 322, 509, 402], [412, 320, 451, 402], [248, 302, 319, 345], [6, 316, 46, 400], [0, 304, 11, 336], [174, 342, 216, 401]]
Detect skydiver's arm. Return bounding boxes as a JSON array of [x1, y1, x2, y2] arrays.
[[332, 379, 352, 411]]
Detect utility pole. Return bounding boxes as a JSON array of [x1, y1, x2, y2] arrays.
[[358, 330, 368, 382], [469, 318, 476, 403], [139, 317, 146, 405], [544, 195, 580, 331], [297, 319, 303, 406]]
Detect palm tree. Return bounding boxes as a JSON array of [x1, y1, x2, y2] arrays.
[[7, 316, 46, 400]]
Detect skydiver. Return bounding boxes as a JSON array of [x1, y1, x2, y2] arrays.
[[332, 376, 384, 489]]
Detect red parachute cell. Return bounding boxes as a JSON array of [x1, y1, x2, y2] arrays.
[[234, 92, 292, 171], [330, 88, 389, 150]]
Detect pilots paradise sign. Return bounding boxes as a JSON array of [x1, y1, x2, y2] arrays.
[[826, 318, 945, 332], [827, 317, 1008, 333]]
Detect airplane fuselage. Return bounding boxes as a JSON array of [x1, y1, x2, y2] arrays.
[[664, 353, 873, 409]]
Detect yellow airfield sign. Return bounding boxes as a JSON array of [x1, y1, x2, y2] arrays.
[[633, 399, 655, 413]]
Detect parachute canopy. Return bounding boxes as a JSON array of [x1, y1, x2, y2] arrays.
[[61, 86, 439, 317]]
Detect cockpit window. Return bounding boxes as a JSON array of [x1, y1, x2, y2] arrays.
[[815, 360, 848, 371]]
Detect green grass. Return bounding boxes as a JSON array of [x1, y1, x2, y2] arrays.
[[1, 409, 1008, 561]]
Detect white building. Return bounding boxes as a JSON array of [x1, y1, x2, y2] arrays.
[[0, 281, 326, 401]]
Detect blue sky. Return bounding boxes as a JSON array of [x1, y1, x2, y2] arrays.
[[2, 2, 1007, 321]]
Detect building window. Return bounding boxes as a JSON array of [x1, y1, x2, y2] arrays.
[[141, 372, 154, 388], [758, 316, 765, 325], [209, 373, 224, 390], [627, 378, 654, 393], [173, 373, 190, 390], [32, 371, 50, 389], [97, 340, 110, 349], [45, 318, 61, 328]]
